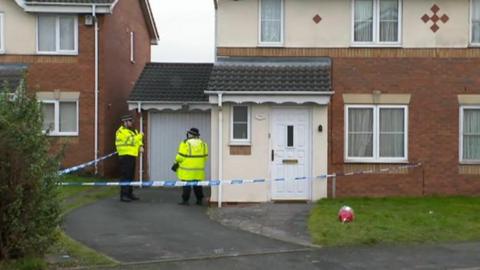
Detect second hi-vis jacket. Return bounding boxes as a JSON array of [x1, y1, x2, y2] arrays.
[[115, 126, 143, 157], [175, 138, 208, 181]]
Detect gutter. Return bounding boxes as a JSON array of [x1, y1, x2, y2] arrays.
[[217, 92, 223, 208], [137, 102, 143, 185], [205, 91, 335, 95], [93, 5, 99, 174]]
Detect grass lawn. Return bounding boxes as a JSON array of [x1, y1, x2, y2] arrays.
[[46, 175, 119, 269], [309, 196, 480, 246]]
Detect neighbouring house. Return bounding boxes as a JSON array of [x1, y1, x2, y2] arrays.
[[0, 0, 159, 176], [132, 0, 480, 203]]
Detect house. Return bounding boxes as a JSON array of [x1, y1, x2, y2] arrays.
[[132, 0, 480, 203], [0, 0, 159, 175]]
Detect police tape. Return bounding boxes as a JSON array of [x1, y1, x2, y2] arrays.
[[58, 152, 117, 175], [59, 162, 422, 187]]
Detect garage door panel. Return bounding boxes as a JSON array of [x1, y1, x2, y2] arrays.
[[149, 111, 211, 181]]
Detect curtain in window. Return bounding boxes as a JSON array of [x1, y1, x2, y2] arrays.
[[473, 0, 480, 43], [59, 102, 77, 132], [348, 108, 373, 157], [379, 0, 398, 42], [42, 103, 55, 132], [261, 0, 282, 43], [59, 16, 75, 51], [233, 106, 248, 139], [379, 108, 404, 157], [463, 109, 480, 160], [354, 0, 373, 42], [38, 16, 56, 52]]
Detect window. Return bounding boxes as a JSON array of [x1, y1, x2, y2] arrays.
[[37, 15, 77, 54], [259, 0, 283, 45], [460, 107, 480, 162], [231, 105, 250, 144], [0, 13, 4, 53], [352, 0, 401, 45], [472, 0, 480, 44], [130, 32, 135, 63], [345, 105, 408, 162], [41, 100, 78, 136]]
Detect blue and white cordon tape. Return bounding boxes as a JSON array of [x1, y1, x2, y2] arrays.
[[59, 162, 422, 187], [58, 152, 117, 175]]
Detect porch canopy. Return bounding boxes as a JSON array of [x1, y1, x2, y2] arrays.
[[205, 57, 333, 105], [128, 63, 213, 112]]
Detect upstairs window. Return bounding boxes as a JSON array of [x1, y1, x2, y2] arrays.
[[472, 0, 480, 44], [37, 15, 77, 54], [259, 0, 283, 46], [352, 0, 401, 45], [0, 13, 4, 53]]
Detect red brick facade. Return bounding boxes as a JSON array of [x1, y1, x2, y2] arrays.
[[218, 48, 480, 197], [0, 2, 154, 177]]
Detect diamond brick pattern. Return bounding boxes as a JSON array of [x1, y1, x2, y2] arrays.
[[421, 4, 449, 33], [313, 14, 322, 24]]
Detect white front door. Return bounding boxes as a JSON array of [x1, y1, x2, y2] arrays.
[[271, 108, 311, 200]]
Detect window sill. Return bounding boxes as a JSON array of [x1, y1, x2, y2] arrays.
[[36, 52, 78, 56], [468, 44, 480, 48], [350, 43, 402, 48], [459, 161, 480, 165], [229, 141, 251, 146], [344, 159, 409, 164], [257, 43, 284, 48], [45, 133, 79, 137]]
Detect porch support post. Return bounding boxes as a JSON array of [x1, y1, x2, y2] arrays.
[[217, 92, 223, 208]]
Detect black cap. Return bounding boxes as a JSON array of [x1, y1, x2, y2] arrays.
[[120, 114, 133, 122], [187, 127, 200, 137]]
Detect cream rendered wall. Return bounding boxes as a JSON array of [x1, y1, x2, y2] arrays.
[[311, 106, 328, 200], [285, 0, 350, 47], [403, 0, 469, 47], [210, 104, 329, 202], [0, 0, 36, 54], [217, 0, 258, 47], [217, 0, 471, 48]]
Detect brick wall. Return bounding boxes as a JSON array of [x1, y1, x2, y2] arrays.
[[217, 48, 480, 197], [0, 16, 98, 170], [100, 0, 153, 177]]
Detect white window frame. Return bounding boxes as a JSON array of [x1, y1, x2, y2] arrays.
[[230, 105, 251, 145], [351, 0, 402, 47], [345, 104, 408, 163], [130, 31, 135, 63], [0, 13, 4, 54], [41, 100, 79, 136], [470, 0, 480, 46], [36, 15, 78, 55], [459, 106, 480, 163], [258, 0, 284, 47]]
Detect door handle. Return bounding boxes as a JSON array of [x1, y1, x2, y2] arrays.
[[271, 150, 274, 161]]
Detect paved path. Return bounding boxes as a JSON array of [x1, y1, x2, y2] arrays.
[[64, 189, 480, 269]]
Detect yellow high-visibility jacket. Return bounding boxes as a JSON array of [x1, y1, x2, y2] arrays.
[[175, 138, 208, 181], [115, 126, 143, 157]]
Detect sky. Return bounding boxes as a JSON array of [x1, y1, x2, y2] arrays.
[[150, 0, 215, 63]]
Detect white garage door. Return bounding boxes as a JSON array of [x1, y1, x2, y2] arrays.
[[149, 111, 211, 181]]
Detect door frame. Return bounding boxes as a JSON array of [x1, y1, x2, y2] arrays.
[[269, 106, 313, 201]]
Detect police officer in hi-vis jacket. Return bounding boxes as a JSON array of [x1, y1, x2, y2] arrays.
[[173, 127, 208, 206], [115, 114, 143, 202]]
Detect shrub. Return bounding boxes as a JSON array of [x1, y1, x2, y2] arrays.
[[0, 81, 62, 260]]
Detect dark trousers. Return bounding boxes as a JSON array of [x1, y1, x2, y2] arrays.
[[119, 155, 136, 197], [182, 184, 204, 202]]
